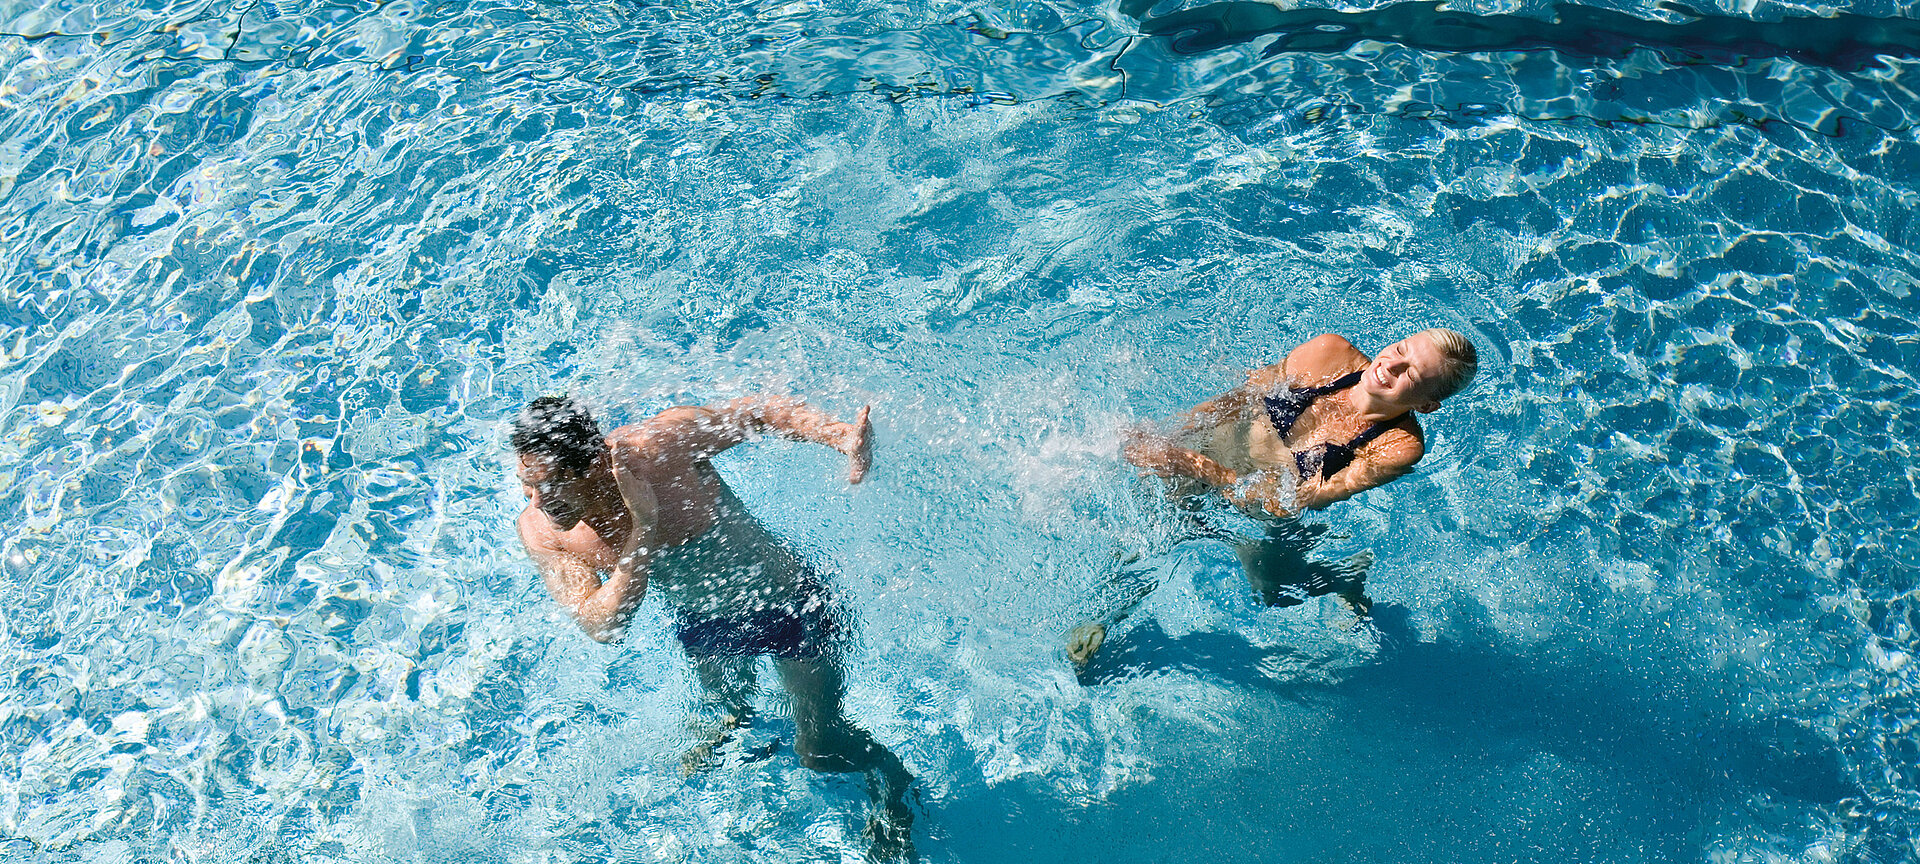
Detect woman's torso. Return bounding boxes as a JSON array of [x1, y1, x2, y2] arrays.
[[1193, 364, 1368, 474]]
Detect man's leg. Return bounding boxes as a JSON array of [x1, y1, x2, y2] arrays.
[[695, 654, 760, 718], [775, 655, 915, 859], [682, 654, 759, 775]]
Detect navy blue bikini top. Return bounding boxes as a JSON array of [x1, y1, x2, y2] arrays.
[[1262, 370, 1399, 480]]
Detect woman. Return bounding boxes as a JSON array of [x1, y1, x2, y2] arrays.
[[1067, 329, 1480, 670]]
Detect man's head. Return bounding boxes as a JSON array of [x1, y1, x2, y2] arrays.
[[512, 396, 607, 528], [1361, 328, 1479, 413]]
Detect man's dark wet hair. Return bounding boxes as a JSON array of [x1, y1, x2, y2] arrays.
[[511, 396, 605, 476]]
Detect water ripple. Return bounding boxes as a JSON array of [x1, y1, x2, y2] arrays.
[[2, 0, 1920, 861]]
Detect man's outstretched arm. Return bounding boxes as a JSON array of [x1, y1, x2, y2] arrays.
[[646, 395, 873, 482]]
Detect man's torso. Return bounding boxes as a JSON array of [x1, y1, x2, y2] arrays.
[[525, 425, 819, 618]]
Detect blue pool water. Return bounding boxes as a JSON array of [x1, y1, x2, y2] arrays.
[[4, 0, 1920, 860]]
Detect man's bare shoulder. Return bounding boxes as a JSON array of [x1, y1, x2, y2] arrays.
[[606, 419, 674, 456], [615, 406, 725, 451], [634, 405, 714, 430], [605, 414, 658, 442], [1285, 334, 1368, 383]]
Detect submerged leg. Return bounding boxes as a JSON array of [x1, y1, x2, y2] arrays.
[[1067, 480, 1224, 672], [1064, 552, 1165, 671], [683, 654, 760, 775], [1331, 551, 1375, 619], [1238, 524, 1373, 620], [776, 655, 915, 861]]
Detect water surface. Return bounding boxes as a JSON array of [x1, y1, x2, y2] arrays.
[[2, 0, 1918, 861]]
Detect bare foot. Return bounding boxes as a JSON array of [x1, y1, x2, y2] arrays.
[[681, 738, 723, 776], [864, 802, 916, 862], [1066, 621, 1107, 669], [680, 709, 754, 776]]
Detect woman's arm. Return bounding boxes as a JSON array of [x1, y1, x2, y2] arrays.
[[1174, 356, 1297, 435], [1148, 426, 1420, 516], [1293, 435, 1423, 509], [1122, 436, 1300, 519], [1191, 336, 1361, 434], [1175, 382, 1255, 435], [1123, 435, 1238, 487]]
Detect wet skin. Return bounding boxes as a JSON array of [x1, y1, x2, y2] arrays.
[[1069, 332, 1457, 669], [514, 397, 913, 858]]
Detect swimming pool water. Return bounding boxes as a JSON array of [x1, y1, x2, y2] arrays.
[[3, 0, 1919, 861]]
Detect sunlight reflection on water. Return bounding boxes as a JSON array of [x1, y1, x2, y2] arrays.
[[2, 0, 1919, 861]]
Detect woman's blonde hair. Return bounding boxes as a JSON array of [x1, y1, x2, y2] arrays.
[[1418, 328, 1479, 401]]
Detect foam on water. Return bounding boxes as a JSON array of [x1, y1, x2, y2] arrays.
[[3, 0, 1920, 861]]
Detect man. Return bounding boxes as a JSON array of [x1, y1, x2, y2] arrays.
[[511, 394, 913, 857], [1068, 329, 1480, 670]]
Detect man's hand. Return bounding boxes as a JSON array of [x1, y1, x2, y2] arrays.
[[842, 405, 873, 484], [569, 447, 655, 642], [681, 396, 875, 483]]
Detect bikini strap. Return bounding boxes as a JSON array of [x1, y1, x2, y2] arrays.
[[1307, 370, 1365, 397], [1263, 370, 1367, 438], [1343, 418, 1396, 453], [1296, 418, 1402, 480]]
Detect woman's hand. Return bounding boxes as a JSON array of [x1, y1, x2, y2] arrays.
[[1122, 428, 1236, 487], [1121, 430, 1180, 474], [1222, 470, 1294, 519]]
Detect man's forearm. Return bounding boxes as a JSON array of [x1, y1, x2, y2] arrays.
[[577, 561, 648, 642], [573, 528, 652, 642], [727, 395, 850, 449]]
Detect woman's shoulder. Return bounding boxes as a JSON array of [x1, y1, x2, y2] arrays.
[[1281, 334, 1369, 383], [1241, 334, 1366, 391]]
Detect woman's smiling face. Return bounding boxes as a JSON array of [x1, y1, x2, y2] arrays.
[[1361, 332, 1449, 409]]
